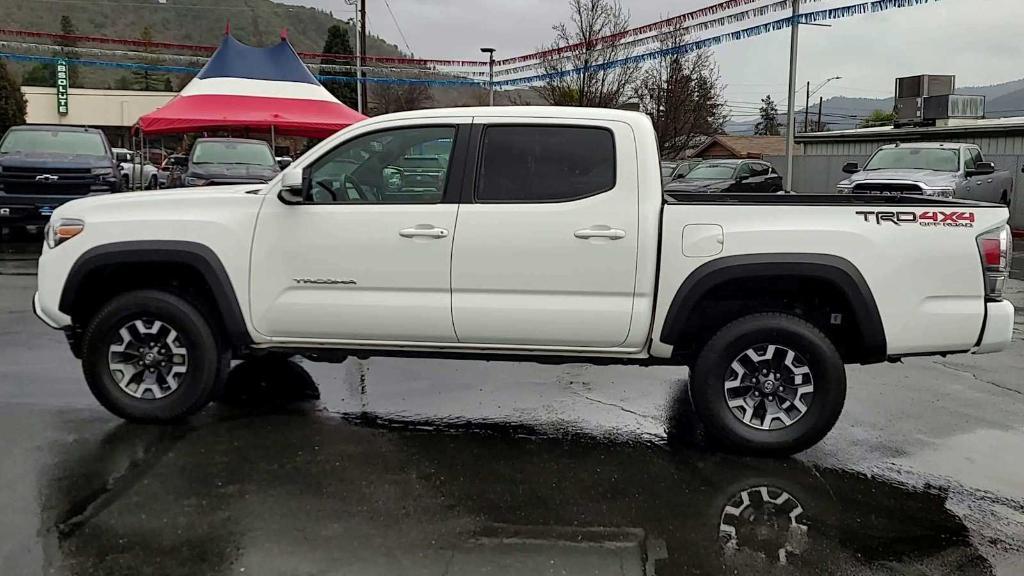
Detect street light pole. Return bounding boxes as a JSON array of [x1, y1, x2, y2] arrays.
[[345, 0, 362, 114], [783, 0, 800, 192], [480, 47, 495, 106]]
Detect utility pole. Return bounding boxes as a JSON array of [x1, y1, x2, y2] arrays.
[[783, 0, 800, 191], [480, 47, 495, 105], [816, 96, 823, 132], [359, 0, 367, 111], [346, 0, 362, 113], [804, 81, 810, 133]]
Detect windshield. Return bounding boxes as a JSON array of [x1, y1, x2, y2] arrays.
[[864, 148, 960, 172], [0, 130, 106, 156], [191, 141, 275, 166], [684, 164, 737, 180]]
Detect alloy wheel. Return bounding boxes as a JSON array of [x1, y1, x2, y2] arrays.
[[107, 318, 189, 399], [723, 344, 815, 430]]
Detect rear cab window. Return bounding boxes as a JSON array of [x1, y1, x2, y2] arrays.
[[475, 125, 616, 203]]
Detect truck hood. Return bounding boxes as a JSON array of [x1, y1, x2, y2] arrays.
[[0, 152, 111, 169], [187, 163, 279, 181], [664, 179, 733, 193], [840, 169, 957, 187], [52, 184, 265, 216]]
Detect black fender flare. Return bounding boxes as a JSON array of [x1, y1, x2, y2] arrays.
[[659, 253, 887, 363], [59, 240, 252, 350]]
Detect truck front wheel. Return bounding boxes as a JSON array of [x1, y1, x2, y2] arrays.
[[81, 290, 228, 422], [689, 312, 846, 456]]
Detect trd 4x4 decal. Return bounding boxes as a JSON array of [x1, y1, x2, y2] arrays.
[[856, 210, 975, 228]]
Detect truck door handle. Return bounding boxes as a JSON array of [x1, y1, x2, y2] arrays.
[[574, 227, 626, 240], [399, 226, 449, 239]]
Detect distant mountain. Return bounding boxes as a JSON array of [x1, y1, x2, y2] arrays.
[[726, 77, 1024, 134]]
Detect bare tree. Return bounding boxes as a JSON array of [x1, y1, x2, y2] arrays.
[[633, 31, 728, 159], [536, 0, 639, 108], [369, 80, 433, 115]]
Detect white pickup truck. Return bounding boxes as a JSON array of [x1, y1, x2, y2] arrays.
[[33, 107, 1015, 455]]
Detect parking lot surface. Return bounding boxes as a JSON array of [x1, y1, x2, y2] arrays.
[[1, 249, 1022, 575]]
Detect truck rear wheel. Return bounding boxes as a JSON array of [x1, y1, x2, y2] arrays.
[[81, 290, 227, 422], [689, 312, 846, 456]]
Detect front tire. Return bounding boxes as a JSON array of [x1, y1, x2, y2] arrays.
[[689, 313, 846, 456], [81, 290, 227, 422]]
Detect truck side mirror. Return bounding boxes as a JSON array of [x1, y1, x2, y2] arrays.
[[966, 161, 995, 177], [277, 167, 307, 204], [842, 162, 860, 174]]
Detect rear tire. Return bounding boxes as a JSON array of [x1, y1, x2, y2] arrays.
[[81, 290, 228, 422], [689, 312, 846, 456]]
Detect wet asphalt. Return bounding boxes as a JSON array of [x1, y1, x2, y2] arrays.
[[1, 242, 1023, 575]]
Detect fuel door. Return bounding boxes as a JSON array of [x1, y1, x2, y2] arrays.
[[682, 224, 724, 257]]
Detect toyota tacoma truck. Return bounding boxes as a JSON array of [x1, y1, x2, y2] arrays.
[[837, 142, 1014, 205], [33, 107, 1015, 455]]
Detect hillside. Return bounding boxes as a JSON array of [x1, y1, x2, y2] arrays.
[[0, 0, 404, 89]]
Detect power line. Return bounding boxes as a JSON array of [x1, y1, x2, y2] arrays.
[[381, 0, 413, 55]]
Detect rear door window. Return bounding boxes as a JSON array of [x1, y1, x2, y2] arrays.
[[476, 126, 616, 203]]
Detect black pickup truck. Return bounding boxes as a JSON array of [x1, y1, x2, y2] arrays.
[[0, 125, 120, 227]]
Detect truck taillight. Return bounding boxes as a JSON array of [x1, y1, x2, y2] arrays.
[[976, 226, 1010, 298]]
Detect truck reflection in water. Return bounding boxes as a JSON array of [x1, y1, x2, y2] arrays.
[[38, 359, 993, 575]]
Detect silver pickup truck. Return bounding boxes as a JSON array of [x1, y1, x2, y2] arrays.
[[837, 142, 1014, 206]]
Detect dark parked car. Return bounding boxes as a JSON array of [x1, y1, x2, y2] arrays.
[[0, 125, 119, 226], [183, 138, 280, 187], [664, 159, 783, 194]]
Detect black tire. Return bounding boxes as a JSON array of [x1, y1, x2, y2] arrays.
[[81, 290, 228, 422], [689, 312, 846, 456]]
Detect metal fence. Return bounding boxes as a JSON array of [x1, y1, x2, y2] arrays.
[[765, 154, 1024, 229]]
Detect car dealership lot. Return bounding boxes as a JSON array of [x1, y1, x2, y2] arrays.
[[1, 261, 1023, 575]]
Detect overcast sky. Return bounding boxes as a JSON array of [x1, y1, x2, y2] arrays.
[[290, 0, 1023, 118]]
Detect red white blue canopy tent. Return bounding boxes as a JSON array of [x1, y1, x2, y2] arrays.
[[137, 33, 365, 138]]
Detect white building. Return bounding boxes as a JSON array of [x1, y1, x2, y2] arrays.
[[22, 86, 176, 147]]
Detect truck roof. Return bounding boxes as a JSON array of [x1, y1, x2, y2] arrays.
[[194, 137, 270, 145], [360, 106, 651, 125], [877, 142, 975, 149], [7, 124, 104, 133]]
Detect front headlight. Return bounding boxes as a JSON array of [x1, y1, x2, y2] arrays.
[[91, 167, 114, 176], [835, 186, 852, 194], [186, 177, 209, 186], [44, 218, 85, 249]]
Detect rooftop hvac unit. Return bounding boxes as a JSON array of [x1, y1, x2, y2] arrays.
[[895, 97, 923, 125], [923, 94, 986, 120], [895, 74, 955, 99]]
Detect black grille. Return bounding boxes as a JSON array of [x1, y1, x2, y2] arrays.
[[0, 166, 101, 195], [3, 166, 92, 175], [851, 183, 924, 195]]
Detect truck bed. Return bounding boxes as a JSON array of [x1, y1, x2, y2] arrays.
[[663, 192, 1004, 207]]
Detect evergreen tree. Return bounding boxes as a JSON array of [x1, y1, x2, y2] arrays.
[[58, 15, 82, 87], [754, 94, 781, 136], [320, 24, 357, 108], [0, 60, 28, 133]]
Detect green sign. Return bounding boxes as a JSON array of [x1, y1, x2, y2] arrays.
[[56, 59, 69, 116]]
